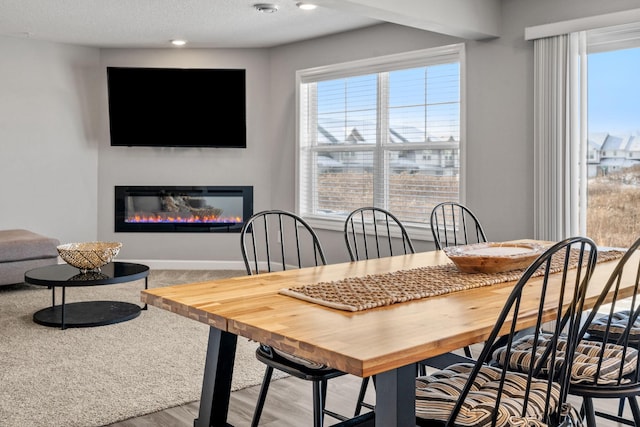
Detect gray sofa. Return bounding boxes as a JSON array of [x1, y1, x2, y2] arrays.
[[0, 229, 60, 286]]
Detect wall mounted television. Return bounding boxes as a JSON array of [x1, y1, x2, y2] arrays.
[[106, 67, 246, 148]]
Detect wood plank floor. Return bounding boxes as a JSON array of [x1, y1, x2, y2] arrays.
[[105, 372, 635, 427], [105, 374, 373, 427]]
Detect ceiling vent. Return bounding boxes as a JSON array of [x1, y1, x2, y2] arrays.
[[254, 3, 279, 13]]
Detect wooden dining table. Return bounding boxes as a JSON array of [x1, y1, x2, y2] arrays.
[[140, 241, 635, 427]]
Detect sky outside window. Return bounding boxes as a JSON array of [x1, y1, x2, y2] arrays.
[[316, 63, 460, 144], [588, 47, 640, 134]]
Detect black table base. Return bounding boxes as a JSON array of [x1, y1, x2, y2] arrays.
[[33, 300, 141, 328]]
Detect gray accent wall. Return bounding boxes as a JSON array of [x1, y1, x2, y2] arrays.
[[1, 0, 639, 266], [0, 37, 100, 245], [97, 49, 271, 263]]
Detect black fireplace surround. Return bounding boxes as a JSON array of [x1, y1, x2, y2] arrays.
[[115, 186, 253, 233]]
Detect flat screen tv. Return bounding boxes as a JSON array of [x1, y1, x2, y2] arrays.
[[106, 67, 246, 148]]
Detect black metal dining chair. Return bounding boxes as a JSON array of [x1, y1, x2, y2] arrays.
[[430, 201, 487, 250], [415, 236, 598, 427], [429, 201, 487, 360], [344, 207, 414, 416], [240, 209, 349, 427], [568, 237, 640, 426], [344, 206, 473, 417], [344, 206, 415, 262]]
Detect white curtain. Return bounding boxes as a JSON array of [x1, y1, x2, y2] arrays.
[[533, 33, 586, 241]]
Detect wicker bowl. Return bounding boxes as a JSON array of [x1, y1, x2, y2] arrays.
[[57, 242, 122, 273], [443, 242, 545, 274]]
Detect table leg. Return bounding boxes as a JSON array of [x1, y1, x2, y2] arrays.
[[61, 286, 66, 330], [194, 327, 237, 427], [142, 277, 148, 310], [375, 364, 416, 427]]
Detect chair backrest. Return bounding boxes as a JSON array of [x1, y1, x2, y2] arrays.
[[436, 237, 598, 426], [575, 236, 640, 387], [240, 209, 326, 275], [430, 202, 487, 250], [344, 207, 415, 261]]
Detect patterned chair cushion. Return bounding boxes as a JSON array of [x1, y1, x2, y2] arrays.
[[492, 333, 638, 385], [491, 334, 570, 376], [572, 340, 638, 384], [587, 310, 640, 342], [259, 344, 331, 370], [415, 363, 580, 427]]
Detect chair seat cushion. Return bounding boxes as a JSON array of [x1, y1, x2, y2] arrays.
[[587, 310, 640, 342], [492, 333, 638, 385], [256, 344, 340, 374], [415, 363, 577, 427], [271, 348, 329, 370], [572, 340, 638, 384]]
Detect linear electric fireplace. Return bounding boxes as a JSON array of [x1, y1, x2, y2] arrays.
[[115, 186, 253, 233]]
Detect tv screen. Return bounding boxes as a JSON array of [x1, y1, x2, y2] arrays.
[[106, 67, 246, 148]]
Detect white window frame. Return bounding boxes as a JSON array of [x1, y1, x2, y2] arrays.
[[295, 44, 466, 240]]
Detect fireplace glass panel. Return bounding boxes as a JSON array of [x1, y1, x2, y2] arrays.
[[115, 186, 253, 232]]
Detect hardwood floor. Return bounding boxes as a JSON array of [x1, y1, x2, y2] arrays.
[[105, 374, 373, 427], [105, 372, 634, 427]]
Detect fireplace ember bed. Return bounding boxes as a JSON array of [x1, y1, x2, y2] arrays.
[[115, 186, 253, 233]]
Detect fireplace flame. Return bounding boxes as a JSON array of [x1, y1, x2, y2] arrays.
[[126, 214, 242, 224]]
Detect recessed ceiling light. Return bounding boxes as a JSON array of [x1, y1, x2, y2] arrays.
[[171, 39, 187, 46], [254, 3, 279, 13], [296, 2, 317, 10]]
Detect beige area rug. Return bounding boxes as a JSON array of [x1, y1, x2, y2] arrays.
[[0, 269, 286, 427]]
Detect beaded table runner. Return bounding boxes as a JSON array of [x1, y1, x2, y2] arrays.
[[279, 249, 625, 312]]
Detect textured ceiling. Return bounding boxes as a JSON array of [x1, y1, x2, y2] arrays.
[[0, 0, 381, 48]]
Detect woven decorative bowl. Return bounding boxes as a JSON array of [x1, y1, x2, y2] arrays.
[[57, 242, 122, 273], [443, 242, 545, 274]]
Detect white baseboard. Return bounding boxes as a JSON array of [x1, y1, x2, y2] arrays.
[[118, 259, 246, 271]]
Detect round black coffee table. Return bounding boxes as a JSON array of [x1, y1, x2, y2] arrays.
[[25, 262, 149, 330]]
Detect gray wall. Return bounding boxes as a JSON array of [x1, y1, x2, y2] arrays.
[[1, 0, 638, 267], [0, 37, 100, 244]]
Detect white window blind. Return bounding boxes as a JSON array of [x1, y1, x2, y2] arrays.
[[296, 44, 465, 233]]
